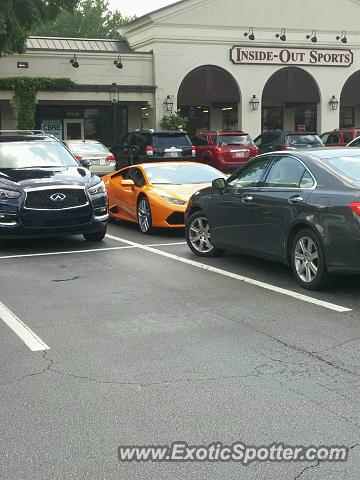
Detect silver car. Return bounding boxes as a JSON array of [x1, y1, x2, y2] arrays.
[[65, 140, 116, 176]]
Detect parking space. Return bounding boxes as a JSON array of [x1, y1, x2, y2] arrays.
[[1, 221, 360, 479]]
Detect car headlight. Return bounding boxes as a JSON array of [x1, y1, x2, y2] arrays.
[[0, 188, 21, 200], [160, 195, 186, 206], [88, 181, 106, 195]]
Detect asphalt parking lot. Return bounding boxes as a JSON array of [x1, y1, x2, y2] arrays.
[[1, 221, 360, 479]]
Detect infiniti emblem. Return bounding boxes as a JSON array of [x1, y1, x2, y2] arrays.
[[50, 193, 67, 202]]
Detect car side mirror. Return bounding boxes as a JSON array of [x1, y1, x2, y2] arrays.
[[212, 178, 226, 190], [79, 158, 91, 169], [120, 179, 135, 187]]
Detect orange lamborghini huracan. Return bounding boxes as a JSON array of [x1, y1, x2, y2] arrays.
[[103, 162, 226, 233]]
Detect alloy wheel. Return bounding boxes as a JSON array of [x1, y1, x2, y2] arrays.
[[294, 236, 319, 283], [189, 216, 214, 253], [138, 198, 151, 233]]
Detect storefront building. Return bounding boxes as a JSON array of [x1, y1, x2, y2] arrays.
[[2, 0, 360, 141]]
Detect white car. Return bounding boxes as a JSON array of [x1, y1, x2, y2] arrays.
[[346, 136, 360, 148], [65, 140, 116, 176]]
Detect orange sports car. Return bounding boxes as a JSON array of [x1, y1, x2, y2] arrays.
[[103, 162, 226, 233]]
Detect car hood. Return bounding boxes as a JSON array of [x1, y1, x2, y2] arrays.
[[151, 183, 211, 201], [0, 166, 92, 190]]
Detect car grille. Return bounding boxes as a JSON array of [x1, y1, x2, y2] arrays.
[[25, 188, 88, 210], [21, 215, 91, 228]]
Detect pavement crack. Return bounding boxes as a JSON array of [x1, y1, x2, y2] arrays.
[[51, 275, 81, 283], [294, 461, 321, 480], [0, 351, 53, 385]]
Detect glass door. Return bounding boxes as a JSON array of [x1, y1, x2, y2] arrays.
[[64, 119, 85, 140]]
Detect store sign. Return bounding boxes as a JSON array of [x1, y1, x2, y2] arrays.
[[230, 47, 353, 67], [41, 120, 63, 140]]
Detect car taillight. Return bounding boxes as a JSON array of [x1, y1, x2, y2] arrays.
[[192, 146, 196, 157], [105, 154, 116, 163], [215, 147, 222, 154], [145, 146, 154, 156], [350, 202, 360, 216], [75, 155, 82, 161]]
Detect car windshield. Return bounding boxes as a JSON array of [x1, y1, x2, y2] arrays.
[[217, 135, 254, 146], [287, 134, 323, 147], [0, 141, 79, 169], [152, 134, 192, 148], [145, 164, 223, 185], [68, 143, 108, 154], [326, 156, 360, 183]]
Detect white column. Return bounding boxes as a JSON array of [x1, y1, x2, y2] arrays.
[[318, 95, 340, 134]]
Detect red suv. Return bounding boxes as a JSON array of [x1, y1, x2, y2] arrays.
[[191, 131, 259, 171], [320, 129, 360, 147]]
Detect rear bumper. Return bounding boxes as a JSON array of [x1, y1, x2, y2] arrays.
[[90, 164, 116, 176]]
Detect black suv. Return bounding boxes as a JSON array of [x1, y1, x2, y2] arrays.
[[0, 132, 108, 240], [254, 131, 324, 154], [111, 130, 195, 169]]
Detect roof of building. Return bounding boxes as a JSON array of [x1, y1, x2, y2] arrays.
[[26, 36, 134, 54]]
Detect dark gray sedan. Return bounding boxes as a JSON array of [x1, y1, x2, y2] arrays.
[[185, 148, 360, 290]]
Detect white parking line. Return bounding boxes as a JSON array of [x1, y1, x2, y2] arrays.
[[0, 245, 136, 260], [145, 242, 187, 247], [106, 234, 352, 313], [0, 301, 50, 351]]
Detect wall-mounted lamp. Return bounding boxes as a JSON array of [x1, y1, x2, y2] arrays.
[[336, 31, 347, 44], [244, 27, 255, 41], [70, 54, 79, 68], [164, 95, 174, 112], [110, 82, 119, 104], [114, 56, 123, 69], [275, 28, 287, 42], [329, 95, 339, 111], [306, 30, 318, 43], [249, 95, 260, 111]]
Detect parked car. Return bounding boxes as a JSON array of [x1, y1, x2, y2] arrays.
[[320, 128, 360, 147], [346, 135, 360, 147], [0, 131, 108, 241], [103, 162, 226, 233], [185, 148, 360, 290], [191, 131, 259, 172], [110, 130, 195, 170], [64, 140, 116, 176], [254, 131, 324, 154]]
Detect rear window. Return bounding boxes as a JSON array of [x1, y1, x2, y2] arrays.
[[260, 133, 281, 145], [326, 156, 360, 183], [217, 135, 254, 147], [68, 143, 108, 154], [0, 141, 78, 169], [287, 134, 323, 147], [152, 134, 191, 149]]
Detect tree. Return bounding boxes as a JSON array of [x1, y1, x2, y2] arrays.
[[160, 113, 187, 130], [32, 0, 134, 39], [0, 0, 78, 56]]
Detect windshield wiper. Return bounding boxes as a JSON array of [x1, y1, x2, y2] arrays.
[[13, 165, 66, 169]]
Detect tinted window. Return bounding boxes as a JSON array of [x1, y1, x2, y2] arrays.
[[287, 134, 323, 147], [217, 135, 254, 147], [144, 164, 224, 185], [325, 133, 340, 144], [264, 156, 306, 188], [192, 136, 208, 146], [128, 167, 146, 187], [326, 156, 360, 182], [349, 137, 360, 147], [228, 158, 269, 189], [260, 133, 282, 145], [0, 141, 78, 169], [152, 133, 191, 148], [343, 132, 354, 144]]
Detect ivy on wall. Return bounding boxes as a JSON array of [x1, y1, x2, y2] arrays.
[[0, 77, 74, 129]]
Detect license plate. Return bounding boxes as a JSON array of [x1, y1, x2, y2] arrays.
[[235, 152, 245, 158], [89, 159, 100, 165], [169, 152, 178, 158]]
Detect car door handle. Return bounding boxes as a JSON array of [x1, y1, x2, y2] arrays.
[[242, 195, 253, 203], [288, 195, 304, 204]]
